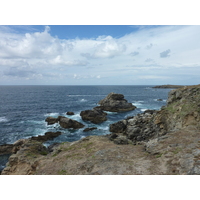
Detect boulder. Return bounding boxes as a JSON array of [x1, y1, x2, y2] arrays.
[[109, 120, 127, 133], [96, 92, 136, 112], [59, 116, 85, 129], [66, 112, 74, 115], [80, 108, 107, 124], [45, 116, 59, 125]]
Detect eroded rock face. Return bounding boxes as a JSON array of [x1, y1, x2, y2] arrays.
[[96, 92, 136, 112], [59, 116, 85, 129], [109, 110, 163, 144], [80, 108, 107, 124]]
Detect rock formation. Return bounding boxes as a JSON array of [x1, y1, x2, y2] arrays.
[[45, 116, 84, 129], [58, 116, 85, 129], [66, 112, 74, 115], [95, 92, 136, 112], [45, 116, 59, 125], [80, 108, 107, 124]]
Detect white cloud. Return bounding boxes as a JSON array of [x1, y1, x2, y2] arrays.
[[0, 25, 200, 85]]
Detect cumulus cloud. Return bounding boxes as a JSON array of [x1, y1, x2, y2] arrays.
[[160, 49, 171, 58], [0, 25, 200, 85], [81, 37, 126, 59]]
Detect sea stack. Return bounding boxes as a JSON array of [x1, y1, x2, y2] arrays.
[[95, 92, 136, 112]]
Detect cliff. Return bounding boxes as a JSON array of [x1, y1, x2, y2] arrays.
[[2, 84, 200, 175]]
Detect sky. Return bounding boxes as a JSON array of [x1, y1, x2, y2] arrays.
[[0, 25, 200, 85]]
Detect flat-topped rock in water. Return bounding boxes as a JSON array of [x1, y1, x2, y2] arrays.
[[95, 92, 136, 112]]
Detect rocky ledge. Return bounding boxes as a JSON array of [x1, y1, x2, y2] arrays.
[[1, 84, 200, 175]]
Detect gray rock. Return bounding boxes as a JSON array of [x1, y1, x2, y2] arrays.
[[109, 120, 127, 133], [59, 116, 85, 129], [96, 92, 136, 112], [45, 116, 59, 125], [80, 109, 107, 124]]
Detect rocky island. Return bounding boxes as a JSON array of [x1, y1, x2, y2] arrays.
[[1, 85, 200, 175], [152, 84, 185, 89]]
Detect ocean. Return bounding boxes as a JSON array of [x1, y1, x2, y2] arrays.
[[0, 85, 172, 171]]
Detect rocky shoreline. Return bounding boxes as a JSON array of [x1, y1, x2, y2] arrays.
[[1, 85, 200, 175]]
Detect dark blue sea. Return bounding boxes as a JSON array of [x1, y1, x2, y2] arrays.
[[0, 85, 172, 171]]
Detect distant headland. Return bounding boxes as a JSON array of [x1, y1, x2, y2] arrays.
[[152, 84, 185, 89]]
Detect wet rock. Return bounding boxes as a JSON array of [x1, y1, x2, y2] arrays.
[[66, 112, 74, 115], [31, 131, 62, 142], [59, 116, 85, 129], [96, 92, 136, 112], [80, 109, 107, 124], [45, 116, 59, 125], [83, 127, 97, 132]]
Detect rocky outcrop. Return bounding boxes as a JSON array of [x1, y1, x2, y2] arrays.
[[58, 116, 85, 129], [30, 132, 62, 142], [45, 116, 59, 125], [80, 108, 107, 124], [109, 84, 200, 145], [45, 116, 84, 129], [95, 92, 136, 112], [109, 110, 164, 144], [66, 112, 74, 115]]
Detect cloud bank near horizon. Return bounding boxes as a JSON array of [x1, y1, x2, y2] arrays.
[[0, 25, 200, 85]]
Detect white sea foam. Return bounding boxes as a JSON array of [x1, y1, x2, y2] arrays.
[[69, 113, 82, 121], [141, 109, 147, 112], [44, 113, 59, 117], [80, 99, 87, 102], [0, 117, 8, 123]]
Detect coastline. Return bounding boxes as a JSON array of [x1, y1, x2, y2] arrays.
[[1, 84, 200, 175]]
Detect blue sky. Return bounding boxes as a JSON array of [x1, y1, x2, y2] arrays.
[[0, 25, 200, 85]]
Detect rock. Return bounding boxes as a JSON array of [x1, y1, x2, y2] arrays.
[[109, 120, 127, 133], [157, 99, 163, 101], [80, 109, 107, 124], [0, 144, 13, 155], [83, 127, 97, 132], [96, 92, 136, 112], [66, 112, 74, 115], [45, 116, 59, 125], [30, 131, 62, 142], [59, 116, 85, 129], [113, 136, 130, 145]]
